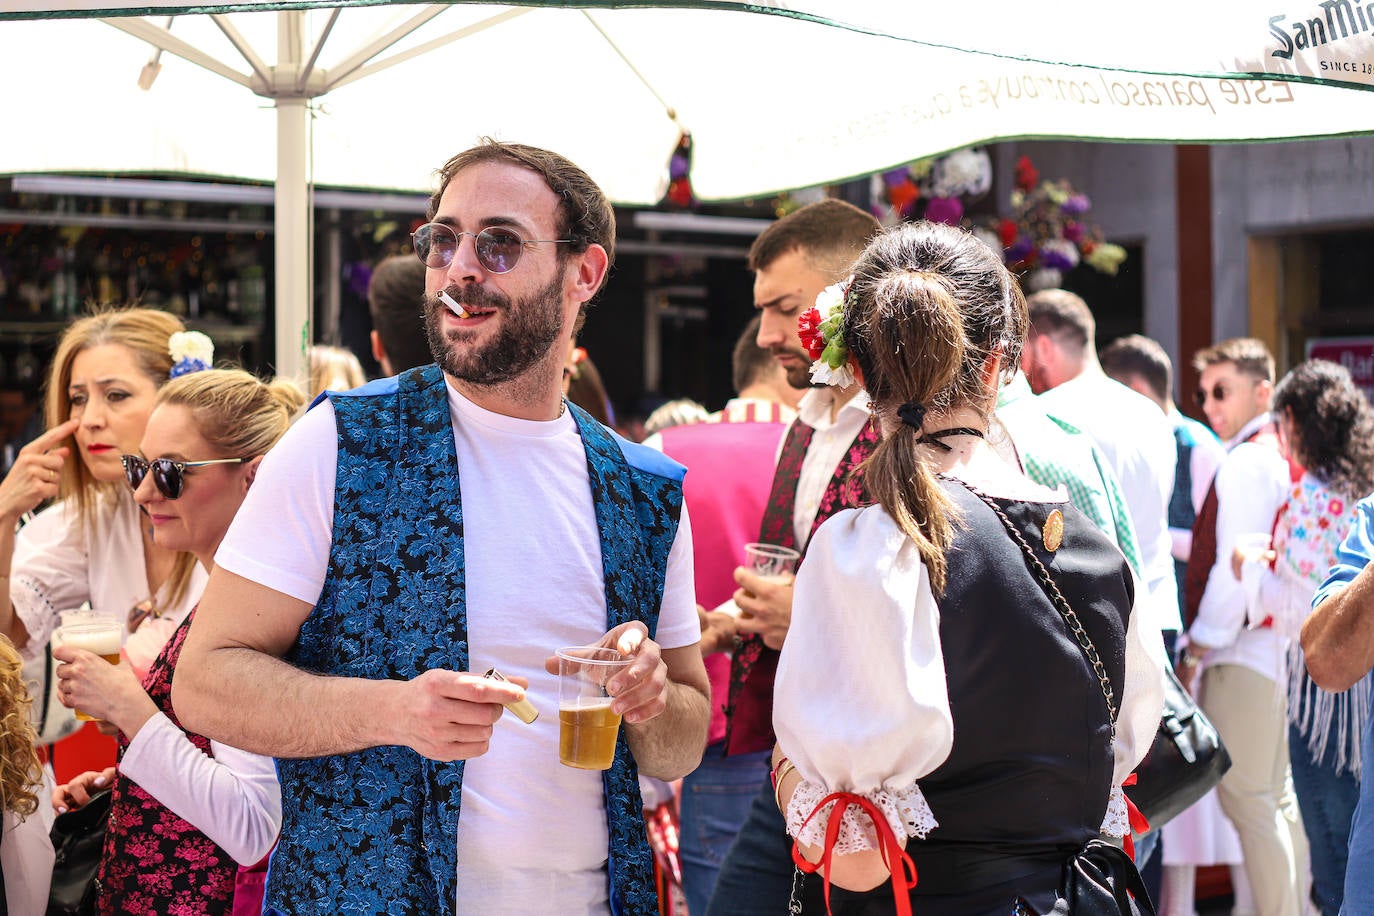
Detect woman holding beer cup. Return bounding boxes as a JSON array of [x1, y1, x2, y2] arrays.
[[768, 222, 1165, 915], [53, 369, 301, 915], [0, 308, 206, 670]]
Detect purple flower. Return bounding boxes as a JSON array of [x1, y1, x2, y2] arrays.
[[883, 168, 910, 188], [1005, 237, 1036, 264], [924, 196, 964, 225], [1060, 194, 1091, 216], [1063, 222, 1084, 243]]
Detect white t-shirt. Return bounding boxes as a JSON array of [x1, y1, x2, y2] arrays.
[[216, 382, 698, 916]]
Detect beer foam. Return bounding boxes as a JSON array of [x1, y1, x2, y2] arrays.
[[60, 626, 121, 656]]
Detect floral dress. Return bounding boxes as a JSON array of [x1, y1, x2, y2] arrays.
[[96, 609, 237, 916]]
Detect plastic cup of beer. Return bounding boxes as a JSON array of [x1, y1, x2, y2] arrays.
[[54, 615, 122, 722], [739, 542, 801, 611], [556, 646, 633, 770]]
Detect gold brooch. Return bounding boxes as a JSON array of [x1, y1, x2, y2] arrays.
[[1043, 509, 1064, 552]]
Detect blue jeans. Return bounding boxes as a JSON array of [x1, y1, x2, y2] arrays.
[[679, 744, 771, 916], [705, 774, 796, 915], [1290, 722, 1360, 916]]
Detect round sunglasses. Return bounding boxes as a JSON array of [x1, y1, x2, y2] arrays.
[[121, 454, 246, 500], [411, 222, 572, 274]]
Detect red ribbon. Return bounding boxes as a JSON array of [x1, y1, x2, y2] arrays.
[[791, 791, 918, 916], [1120, 774, 1151, 860]]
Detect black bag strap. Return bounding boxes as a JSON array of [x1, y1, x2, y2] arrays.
[[952, 478, 1120, 737]]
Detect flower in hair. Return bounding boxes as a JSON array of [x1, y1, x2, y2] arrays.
[[798, 280, 855, 389], [168, 330, 214, 378]]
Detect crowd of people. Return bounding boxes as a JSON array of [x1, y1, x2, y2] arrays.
[[1, 139, 1373, 916]]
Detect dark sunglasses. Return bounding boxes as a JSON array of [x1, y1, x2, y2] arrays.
[[411, 222, 572, 274], [1194, 384, 1230, 408], [120, 454, 246, 500]]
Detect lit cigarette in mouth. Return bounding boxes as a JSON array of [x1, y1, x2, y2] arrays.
[[483, 667, 538, 724], [439, 290, 471, 319]]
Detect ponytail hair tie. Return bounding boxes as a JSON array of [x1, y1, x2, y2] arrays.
[[897, 401, 927, 430]]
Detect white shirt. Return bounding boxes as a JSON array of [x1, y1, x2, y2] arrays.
[[2, 808, 53, 916], [1188, 412, 1292, 682], [792, 388, 871, 550], [10, 492, 207, 659], [216, 382, 699, 916], [1037, 372, 1180, 632], [774, 484, 1164, 851]]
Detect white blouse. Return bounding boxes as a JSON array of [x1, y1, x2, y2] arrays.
[[9, 491, 207, 659], [774, 497, 1165, 853], [2, 807, 54, 916]]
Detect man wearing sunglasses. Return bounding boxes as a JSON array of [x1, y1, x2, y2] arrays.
[[1180, 337, 1308, 916], [173, 140, 710, 916]]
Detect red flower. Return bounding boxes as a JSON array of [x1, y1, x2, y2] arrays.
[[798, 306, 825, 360], [1330, 498, 1346, 516], [997, 218, 1018, 248], [1015, 156, 1039, 192]]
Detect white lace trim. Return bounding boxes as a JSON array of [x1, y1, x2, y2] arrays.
[[785, 779, 938, 855], [1100, 785, 1130, 838]]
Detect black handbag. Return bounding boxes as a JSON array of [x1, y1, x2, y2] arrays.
[[1029, 839, 1154, 916], [46, 787, 111, 916], [1121, 664, 1232, 829]]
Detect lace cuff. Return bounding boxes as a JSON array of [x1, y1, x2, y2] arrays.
[[785, 778, 938, 855], [1100, 785, 1130, 838]]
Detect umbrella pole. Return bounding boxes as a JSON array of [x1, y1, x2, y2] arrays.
[[274, 10, 310, 384]]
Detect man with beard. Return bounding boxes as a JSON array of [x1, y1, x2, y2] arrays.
[[173, 140, 709, 916], [707, 198, 880, 915]]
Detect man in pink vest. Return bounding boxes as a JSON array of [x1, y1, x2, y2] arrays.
[[643, 315, 801, 915], [1180, 337, 1308, 916], [706, 199, 881, 916]]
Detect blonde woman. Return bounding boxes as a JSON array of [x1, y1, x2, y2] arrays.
[[1, 634, 52, 915], [308, 344, 367, 399], [0, 308, 207, 674], [54, 369, 303, 915]]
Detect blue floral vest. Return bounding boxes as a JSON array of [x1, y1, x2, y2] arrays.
[[265, 365, 685, 916]]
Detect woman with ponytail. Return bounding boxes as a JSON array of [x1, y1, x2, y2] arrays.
[[770, 221, 1165, 915], [51, 369, 303, 915]]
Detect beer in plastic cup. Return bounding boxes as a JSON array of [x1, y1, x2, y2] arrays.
[[556, 646, 632, 770], [54, 616, 122, 722]]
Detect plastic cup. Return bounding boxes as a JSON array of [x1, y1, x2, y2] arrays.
[[53, 615, 121, 721], [739, 543, 801, 611], [556, 646, 633, 770], [743, 543, 801, 580]]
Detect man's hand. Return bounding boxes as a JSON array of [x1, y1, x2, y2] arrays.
[[546, 621, 667, 725], [1231, 546, 1276, 580], [393, 669, 527, 762], [733, 568, 794, 650], [698, 605, 738, 657]]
